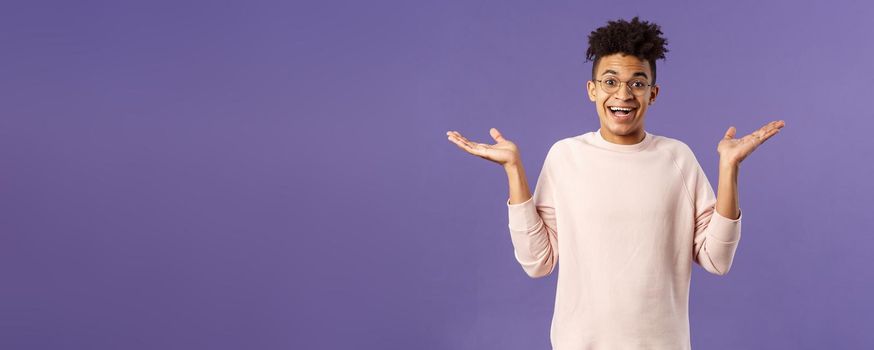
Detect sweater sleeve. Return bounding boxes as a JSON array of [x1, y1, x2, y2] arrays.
[[506, 145, 559, 278], [689, 158, 743, 276]]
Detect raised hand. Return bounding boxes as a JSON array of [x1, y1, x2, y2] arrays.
[[717, 120, 786, 166], [446, 128, 520, 168]]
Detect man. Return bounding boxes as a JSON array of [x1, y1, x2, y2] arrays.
[[446, 17, 785, 349]]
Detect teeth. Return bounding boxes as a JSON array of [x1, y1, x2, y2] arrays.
[[609, 107, 634, 111]]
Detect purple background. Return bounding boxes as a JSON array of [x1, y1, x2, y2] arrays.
[[2, 0, 872, 349]]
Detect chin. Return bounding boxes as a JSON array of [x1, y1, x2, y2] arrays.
[[605, 120, 636, 132]]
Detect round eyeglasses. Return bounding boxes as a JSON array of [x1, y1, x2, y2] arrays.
[[595, 77, 653, 96]]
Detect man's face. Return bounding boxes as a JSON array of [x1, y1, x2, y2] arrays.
[[586, 53, 659, 144]]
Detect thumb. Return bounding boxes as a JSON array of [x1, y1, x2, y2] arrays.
[[724, 126, 736, 140], [490, 127, 505, 142]]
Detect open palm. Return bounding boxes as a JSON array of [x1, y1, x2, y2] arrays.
[[718, 120, 786, 165], [446, 128, 520, 167]]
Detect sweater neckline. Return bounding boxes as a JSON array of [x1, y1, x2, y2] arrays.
[[591, 128, 653, 153]]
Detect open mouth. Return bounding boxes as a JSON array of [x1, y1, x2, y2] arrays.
[[608, 106, 637, 121]]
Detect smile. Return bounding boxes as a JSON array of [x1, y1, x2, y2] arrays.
[[608, 106, 637, 121]]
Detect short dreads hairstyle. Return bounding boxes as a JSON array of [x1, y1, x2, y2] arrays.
[[586, 16, 668, 85]]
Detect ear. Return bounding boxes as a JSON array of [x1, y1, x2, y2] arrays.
[[649, 84, 659, 104], [586, 80, 596, 102]]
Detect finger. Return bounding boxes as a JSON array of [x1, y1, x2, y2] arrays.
[[447, 131, 471, 148], [469, 142, 491, 158], [763, 120, 785, 133], [724, 126, 736, 140], [490, 128, 505, 142], [768, 121, 784, 133], [448, 131, 472, 146], [751, 125, 781, 145], [753, 122, 777, 139], [453, 131, 476, 145], [448, 133, 474, 150], [759, 127, 781, 144], [757, 121, 783, 139], [448, 134, 482, 156], [458, 135, 479, 150], [448, 134, 487, 157], [446, 133, 466, 148], [752, 128, 766, 140]]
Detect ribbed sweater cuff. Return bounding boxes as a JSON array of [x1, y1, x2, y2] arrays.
[[708, 208, 742, 242], [507, 196, 540, 232]]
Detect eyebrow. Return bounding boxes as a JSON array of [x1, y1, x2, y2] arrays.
[[602, 69, 649, 79]]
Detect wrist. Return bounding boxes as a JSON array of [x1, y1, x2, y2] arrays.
[[719, 161, 739, 181], [719, 158, 739, 170], [503, 158, 522, 172]]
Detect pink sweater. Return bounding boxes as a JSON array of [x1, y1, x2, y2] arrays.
[[507, 129, 742, 349]]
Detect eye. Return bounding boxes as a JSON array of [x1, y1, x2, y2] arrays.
[[603, 79, 617, 86], [630, 80, 646, 88]]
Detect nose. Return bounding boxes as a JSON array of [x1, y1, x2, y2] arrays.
[[613, 82, 634, 100]]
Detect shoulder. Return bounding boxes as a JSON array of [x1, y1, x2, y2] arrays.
[[547, 131, 596, 154], [654, 134, 696, 158], [537, 135, 574, 158], [548, 137, 574, 153], [650, 133, 703, 171], [542, 134, 588, 162]]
